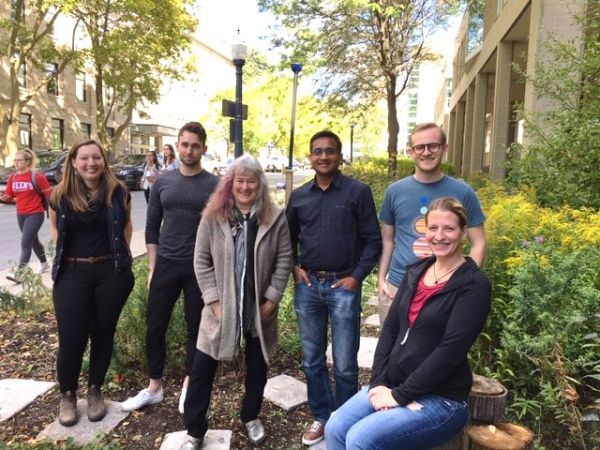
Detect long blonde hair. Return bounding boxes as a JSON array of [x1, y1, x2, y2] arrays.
[[51, 140, 126, 212]]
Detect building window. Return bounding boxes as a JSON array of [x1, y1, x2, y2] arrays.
[[104, 86, 113, 105], [107, 127, 115, 138], [19, 113, 32, 149], [13, 52, 26, 87], [81, 122, 92, 139], [51, 118, 64, 149], [467, 0, 484, 57], [75, 72, 86, 102], [46, 63, 59, 95]]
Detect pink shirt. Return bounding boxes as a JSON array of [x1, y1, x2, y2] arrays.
[[408, 274, 446, 327]]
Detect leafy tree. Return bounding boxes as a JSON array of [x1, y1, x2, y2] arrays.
[[0, 0, 79, 163], [507, 2, 600, 209], [258, 0, 459, 177], [201, 51, 386, 160], [72, 0, 195, 154]]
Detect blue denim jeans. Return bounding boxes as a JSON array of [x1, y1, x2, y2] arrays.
[[294, 273, 361, 423], [325, 387, 469, 450]]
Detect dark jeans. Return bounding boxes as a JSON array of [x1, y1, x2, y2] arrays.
[[144, 188, 150, 204], [53, 260, 134, 392], [183, 335, 267, 439], [146, 256, 203, 379], [17, 213, 47, 267]]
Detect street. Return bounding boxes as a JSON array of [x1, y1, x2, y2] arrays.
[[0, 170, 309, 271]]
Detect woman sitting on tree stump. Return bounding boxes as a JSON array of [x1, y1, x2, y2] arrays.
[[325, 197, 491, 450]]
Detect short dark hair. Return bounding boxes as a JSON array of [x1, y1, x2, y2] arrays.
[[178, 122, 207, 144], [409, 123, 447, 146], [309, 130, 342, 153]]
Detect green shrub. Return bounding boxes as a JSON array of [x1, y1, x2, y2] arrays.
[[112, 259, 187, 378]]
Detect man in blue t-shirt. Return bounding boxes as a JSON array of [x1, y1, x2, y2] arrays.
[[377, 122, 486, 323]]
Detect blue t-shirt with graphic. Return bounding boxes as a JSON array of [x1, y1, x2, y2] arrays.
[[379, 175, 485, 286]]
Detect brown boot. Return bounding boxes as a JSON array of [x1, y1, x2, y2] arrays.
[[58, 391, 78, 426], [87, 385, 106, 422]]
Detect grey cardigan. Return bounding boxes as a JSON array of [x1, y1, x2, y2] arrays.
[[194, 205, 293, 362]]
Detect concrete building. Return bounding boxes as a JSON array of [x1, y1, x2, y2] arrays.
[[439, 0, 584, 181]]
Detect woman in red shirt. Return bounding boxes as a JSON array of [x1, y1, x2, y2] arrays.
[[0, 149, 52, 282]]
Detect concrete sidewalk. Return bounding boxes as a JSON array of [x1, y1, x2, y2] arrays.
[[0, 229, 147, 294]]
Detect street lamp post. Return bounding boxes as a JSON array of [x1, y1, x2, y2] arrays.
[[350, 123, 355, 163], [232, 42, 248, 158], [285, 63, 302, 203]]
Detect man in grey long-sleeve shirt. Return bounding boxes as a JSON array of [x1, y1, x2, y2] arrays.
[[122, 122, 218, 413]]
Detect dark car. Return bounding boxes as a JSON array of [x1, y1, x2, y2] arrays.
[[111, 153, 146, 190], [0, 150, 66, 185]]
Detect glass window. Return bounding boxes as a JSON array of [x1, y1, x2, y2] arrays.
[[46, 63, 59, 95], [467, 0, 484, 57], [75, 72, 86, 102], [51, 118, 64, 149], [81, 122, 92, 139], [19, 113, 32, 149], [107, 127, 115, 138]]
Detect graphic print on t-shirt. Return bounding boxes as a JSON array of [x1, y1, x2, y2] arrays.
[[411, 195, 433, 259]]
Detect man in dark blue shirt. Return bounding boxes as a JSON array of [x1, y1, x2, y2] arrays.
[[286, 130, 382, 445]]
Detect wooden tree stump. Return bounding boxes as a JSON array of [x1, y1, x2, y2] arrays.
[[467, 423, 534, 450], [468, 375, 508, 422], [433, 430, 466, 450]]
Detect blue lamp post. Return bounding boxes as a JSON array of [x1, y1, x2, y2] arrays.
[[287, 63, 302, 169]]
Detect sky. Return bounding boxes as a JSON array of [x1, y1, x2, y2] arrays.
[[197, 0, 275, 56]]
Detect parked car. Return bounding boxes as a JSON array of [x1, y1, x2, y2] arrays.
[[111, 153, 146, 190], [202, 153, 220, 176], [1, 150, 67, 186], [217, 157, 234, 176], [262, 155, 302, 172]]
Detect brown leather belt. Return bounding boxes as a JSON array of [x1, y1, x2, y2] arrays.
[[307, 268, 353, 280], [63, 255, 112, 264]]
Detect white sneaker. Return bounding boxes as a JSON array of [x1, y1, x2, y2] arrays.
[[179, 434, 200, 450], [6, 272, 21, 283], [37, 262, 50, 274], [121, 388, 164, 411], [178, 387, 187, 414]]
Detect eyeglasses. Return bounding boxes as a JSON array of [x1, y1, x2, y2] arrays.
[[311, 147, 338, 156], [410, 142, 443, 155]]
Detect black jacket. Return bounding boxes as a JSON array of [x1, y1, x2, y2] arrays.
[[370, 256, 491, 405]]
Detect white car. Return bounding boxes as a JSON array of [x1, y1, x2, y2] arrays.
[[202, 153, 220, 175]]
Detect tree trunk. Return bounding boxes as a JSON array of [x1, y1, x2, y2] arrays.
[[433, 430, 466, 450], [386, 75, 399, 180], [468, 374, 508, 423], [467, 423, 534, 450]]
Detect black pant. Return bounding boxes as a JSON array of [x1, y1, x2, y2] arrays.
[[53, 260, 134, 392], [184, 335, 268, 439], [146, 256, 203, 379], [144, 188, 150, 204]]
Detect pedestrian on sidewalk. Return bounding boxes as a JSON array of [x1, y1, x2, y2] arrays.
[[48, 140, 135, 427], [0, 149, 51, 282], [121, 122, 218, 415], [286, 130, 382, 446], [178, 155, 293, 450], [325, 198, 492, 450], [141, 150, 161, 204], [161, 144, 180, 172], [377, 123, 486, 325]]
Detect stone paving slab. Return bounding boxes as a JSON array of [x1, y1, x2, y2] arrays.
[[327, 336, 379, 370], [37, 399, 128, 445], [263, 374, 307, 411], [160, 430, 232, 450], [364, 313, 381, 327], [0, 378, 56, 422], [309, 440, 327, 450], [366, 295, 378, 306]]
